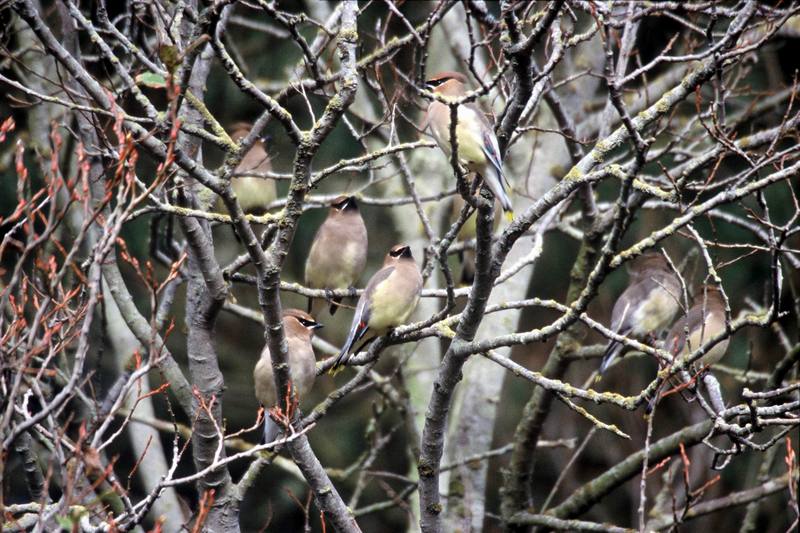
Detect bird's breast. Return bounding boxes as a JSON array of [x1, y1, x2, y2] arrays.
[[367, 271, 421, 332], [253, 340, 316, 407], [684, 312, 728, 366], [305, 231, 366, 288], [232, 177, 276, 213], [429, 104, 487, 169], [454, 108, 488, 167]]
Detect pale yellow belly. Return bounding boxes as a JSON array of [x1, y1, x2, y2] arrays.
[[680, 314, 729, 367], [367, 274, 420, 333], [431, 105, 488, 170], [232, 177, 276, 213]]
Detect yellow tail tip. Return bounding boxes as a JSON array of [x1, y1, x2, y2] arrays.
[[504, 210, 515, 223], [258, 449, 278, 460]]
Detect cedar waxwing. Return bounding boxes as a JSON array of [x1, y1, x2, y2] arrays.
[[450, 194, 501, 285], [229, 122, 276, 215], [665, 284, 729, 368], [253, 309, 323, 442], [424, 71, 513, 213], [304, 196, 368, 316], [599, 253, 682, 374], [332, 244, 423, 370]]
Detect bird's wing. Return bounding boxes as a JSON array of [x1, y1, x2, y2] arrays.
[[304, 219, 330, 286], [467, 103, 508, 187], [482, 126, 507, 186], [600, 292, 635, 375], [609, 291, 635, 334], [614, 275, 673, 334], [360, 266, 396, 326], [601, 278, 662, 374], [336, 265, 396, 363]]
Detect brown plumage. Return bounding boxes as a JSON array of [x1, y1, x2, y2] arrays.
[[600, 253, 682, 374], [665, 285, 728, 368], [425, 71, 468, 95], [423, 72, 513, 213], [332, 244, 422, 370], [253, 309, 322, 442], [304, 196, 368, 316], [229, 122, 276, 215]]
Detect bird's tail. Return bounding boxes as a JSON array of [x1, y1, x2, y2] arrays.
[[263, 416, 282, 444], [329, 296, 343, 316], [599, 341, 624, 375], [479, 165, 513, 214], [671, 370, 698, 402], [332, 320, 369, 371], [307, 296, 330, 318]]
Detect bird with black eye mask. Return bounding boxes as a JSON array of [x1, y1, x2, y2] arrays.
[[253, 309, 323, 443], [599, 253, 682, 375], [331, 244, 422, 371], [304, 195, 368, 316], [423, 71, 513, 215]]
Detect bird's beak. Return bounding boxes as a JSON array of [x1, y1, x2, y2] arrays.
[[312, 323, 324, 330]]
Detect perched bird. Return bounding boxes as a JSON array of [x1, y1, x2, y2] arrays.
[[423, 71, 513, 214], [253, 309, 323, 443], [646, 285, 729, 411], [450, 194, 501, 285], [599, 253, 682, 374], [665, 284, 729, 368], [332, 244, 423, 370], [229, 122, 276, 215], [304, 196, 368, 316]]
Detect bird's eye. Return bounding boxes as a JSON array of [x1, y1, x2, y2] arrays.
[[300, 318, 323, 330]]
